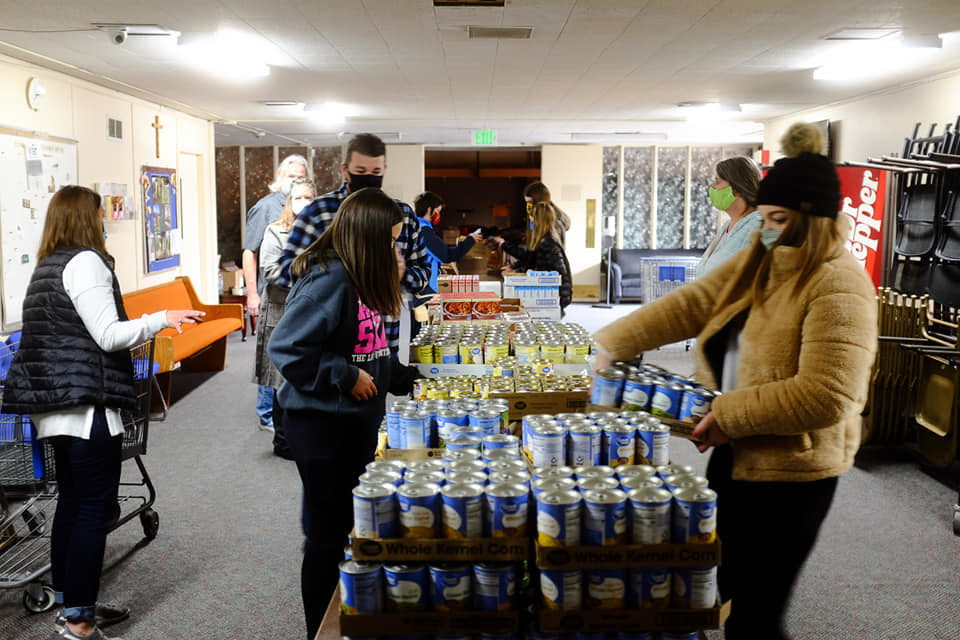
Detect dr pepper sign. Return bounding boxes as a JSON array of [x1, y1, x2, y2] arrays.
[[836, 166, 887, 288]]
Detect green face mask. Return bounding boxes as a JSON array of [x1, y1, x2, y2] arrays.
[[709, 186, 737, 211]]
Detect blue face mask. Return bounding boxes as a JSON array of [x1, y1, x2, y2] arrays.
[[760, 229, 781, 249]]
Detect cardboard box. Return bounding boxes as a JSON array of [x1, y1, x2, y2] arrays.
[[585, 405, 703, 442], [219, 268, 244, 293], [380, 447, 445, 461], [437, 291, 500, 321], [535, 540, 721, 569], [503, 273, 562, 287], [526, 307, 562, 322], [499, 390, 588, 419], [414, 364, 589, 377], [351, 534, 530, 562], [538, 601, 730, 633], [340, 611, 519, 637]]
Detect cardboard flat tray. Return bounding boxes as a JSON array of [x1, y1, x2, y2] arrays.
[[535, 540, 721, 569], [585, 405, 702, 441], [340, 610, 519, 636], [351, 533, 531, 562], [538, 600, 730, 633]]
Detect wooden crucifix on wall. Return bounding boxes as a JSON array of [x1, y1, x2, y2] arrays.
[[151, 115, 163, 159]]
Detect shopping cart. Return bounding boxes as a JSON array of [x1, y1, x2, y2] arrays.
[[0, 337, 160, 612]]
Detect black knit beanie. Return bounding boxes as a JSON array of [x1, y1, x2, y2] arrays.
[[757, 152, 840, 218]]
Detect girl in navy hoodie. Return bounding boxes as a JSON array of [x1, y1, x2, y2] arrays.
[[268, 188, 418, 639]]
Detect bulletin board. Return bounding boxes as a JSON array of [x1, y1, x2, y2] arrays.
[[140, 165, 180, 272], [0, 127, 78, 330]]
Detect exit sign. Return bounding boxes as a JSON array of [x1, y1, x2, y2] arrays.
[[473, 130, 497, 145]]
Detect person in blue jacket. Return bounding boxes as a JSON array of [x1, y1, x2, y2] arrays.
[[410, 191, 481, 336], [268, 187, 419, 640]]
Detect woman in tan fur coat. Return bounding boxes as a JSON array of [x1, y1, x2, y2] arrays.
[[592, 123, 878, 640]]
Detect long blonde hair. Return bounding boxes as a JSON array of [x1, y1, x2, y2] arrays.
[[38, 185, 109, 262], [528, 202, 556, 250], [274, 177, 315, 232]]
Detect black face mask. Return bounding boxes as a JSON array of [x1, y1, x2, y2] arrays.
[[347, 172, 383, 192]]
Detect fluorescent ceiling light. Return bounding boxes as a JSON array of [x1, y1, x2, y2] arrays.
[[813, 36, 939, 81], [177, 30, 272, 79], [901, 32, 943, 49], [824, 28, 899, 40], [260, 100, 304, 107]]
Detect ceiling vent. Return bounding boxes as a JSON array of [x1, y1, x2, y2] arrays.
[[435, 1, 504, 6], [823, 28, 899, 40], [468, 26, 533, 39]]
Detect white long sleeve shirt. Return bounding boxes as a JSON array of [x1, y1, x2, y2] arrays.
[[30, 251, 168, 440]]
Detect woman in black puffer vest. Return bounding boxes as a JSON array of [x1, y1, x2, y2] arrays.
[[4, 186, 202, 640]]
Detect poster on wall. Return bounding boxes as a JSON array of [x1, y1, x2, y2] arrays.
[[97, 182, 133, 220], [836, 166, 887, 288], [140, 166, 180, 272]]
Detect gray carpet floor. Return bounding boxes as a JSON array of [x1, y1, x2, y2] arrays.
[[2, 303, 959, 639]]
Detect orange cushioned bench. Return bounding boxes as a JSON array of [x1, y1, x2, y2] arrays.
[[122, 276, 243, 407]]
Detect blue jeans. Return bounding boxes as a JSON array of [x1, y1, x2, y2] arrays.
[[256, 384, 273, 426], [50, 408, 122, 623]]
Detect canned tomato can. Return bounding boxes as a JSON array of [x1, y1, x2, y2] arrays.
[[352, 484, 397, 538], [590, 368, 626, 407], [663, 475, 709, 493], [582, 489, 627, 545], [437, 407, 469, 446], [483, 434, 521, 456], [531, 424, 567, 468], [473, 563, 516, 611], [636, 423, 671, 467], [540, 568, 583, 611], [339, 560, 383, 614], [429, 564, 472, 611], [602, 424, 636, 468], [443, 449, 481, 465], [441, 483, 485, 538], [397, 483, 441, 538], [459, 342, 484, 365], [446, 436, 483, 453], [621, 476, 664, 491], [446, 459, 487, 476], [384, 564, 428, 611], [446, 471, 488, 487], [673, 567, 717, 609], [678, 387, 713, 423], [470, 408, 502, 437], [399, 408, 431, 449], [577, 476, 620, 492], [536, 489, 582, 547], [650, 382, 684, 419], [532, 477, 578, 497], [673, 487, 717, 544], [585, 568, 627, 609], [488, 471, 530, 488], [629, 568, 671, 609], [359, 471, 402, 488], [404, 471, 446, 487], [656, 464, 695, 480], [627, 487, 673, 545], [484, 483, 529, 537], [367, 460, 407, 477], [567, 423, 602, 467], [621, 375, 654, 411]]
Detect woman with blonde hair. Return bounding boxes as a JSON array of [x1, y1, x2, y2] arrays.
[[591, 123, 877, 639], [524, 181, 571, 247], [254, 176, 315, 457]]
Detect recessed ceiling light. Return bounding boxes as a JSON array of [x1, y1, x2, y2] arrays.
[[824, 28, 899, 40], [260, 100, 302, 107], [467, 26, 533, 39]]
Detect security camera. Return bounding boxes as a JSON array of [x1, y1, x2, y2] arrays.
[[110, 29, 127, 45]]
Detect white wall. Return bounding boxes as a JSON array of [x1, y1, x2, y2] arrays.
[[541, 144, 603, 298], [0, 53, 218, 303], [764, 70, 960, 162], [384, 144, 425, 206]]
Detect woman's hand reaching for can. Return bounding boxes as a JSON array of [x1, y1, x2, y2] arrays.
[[691, 411, 729, 453], [352, 369, 378, 401]]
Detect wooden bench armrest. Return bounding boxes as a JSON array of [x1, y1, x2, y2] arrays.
[[153, 335, 176, 373], [176, 276, 243, 322]]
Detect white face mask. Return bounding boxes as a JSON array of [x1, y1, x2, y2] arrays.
[[291, 197, 311, 214], [281, 176, 295, 195]]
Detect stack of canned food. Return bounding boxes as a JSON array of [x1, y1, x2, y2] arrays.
[[411, 371, 593, 402], [534, 464, 718, 612], [409, 322, 595, 365], [385, 397, 511, 449], [522, 411, 670, 470], [354, 435, 532, 540], [591, 363, 717, 423]]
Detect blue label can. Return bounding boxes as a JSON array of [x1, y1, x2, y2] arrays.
[[585, 567, 627, 609], [636, 423, 671, 467], [674, 487, 718, 544], [399, 409, 430, 449], [384, 564, 428, 611], [602, 424, 636, 468], [673, 567, 717, 609], [678, 387, 713, 423], [540, 568, 583, 611], [621, 375, 654, 411], [650, 383, 684, 419], [590, 368, 626, 407], [473, 563, 516, 611], [484, 483, 529, 537], [568, 423, 602, 467], [437, 407, 469, 446], [629, 568, 671, 609], [582, 489, 627, 545], [531, 477, 577, 498], [339, 560, 382, 614], [482, 434, 521, 456], [352, 484, 397, 538], [387, 401, 417, 449], [441, 483, 485, 538], [429, 564, 472, 611], [397, 483, 441, 538], [536, 489, 581, 547], [470, 408, 502, 436], [445, 436, 483, 453]]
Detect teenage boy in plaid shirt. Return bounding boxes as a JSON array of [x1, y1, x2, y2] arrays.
[[276, 133, 429, 353]]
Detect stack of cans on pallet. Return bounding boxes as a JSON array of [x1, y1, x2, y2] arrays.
[[534, 463, 717, 636], [591, 363, 717, 422], [410, 369, 593, 402], [384, 397, 511, 450], [409, 322, 594, 365], [522, 411, 670, 470]]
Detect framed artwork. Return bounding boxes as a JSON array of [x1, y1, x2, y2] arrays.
[[140, 165, 180, 272]]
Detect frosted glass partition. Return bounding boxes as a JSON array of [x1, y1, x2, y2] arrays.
[[656, 147, 687, 249], [602, 146, 620, 250], [690, 146, 724, 250], [621, 146, 654, 249]]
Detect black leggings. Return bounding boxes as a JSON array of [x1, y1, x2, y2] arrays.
[[282, 408, 379, 640], [706, 444, 838, 640]]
